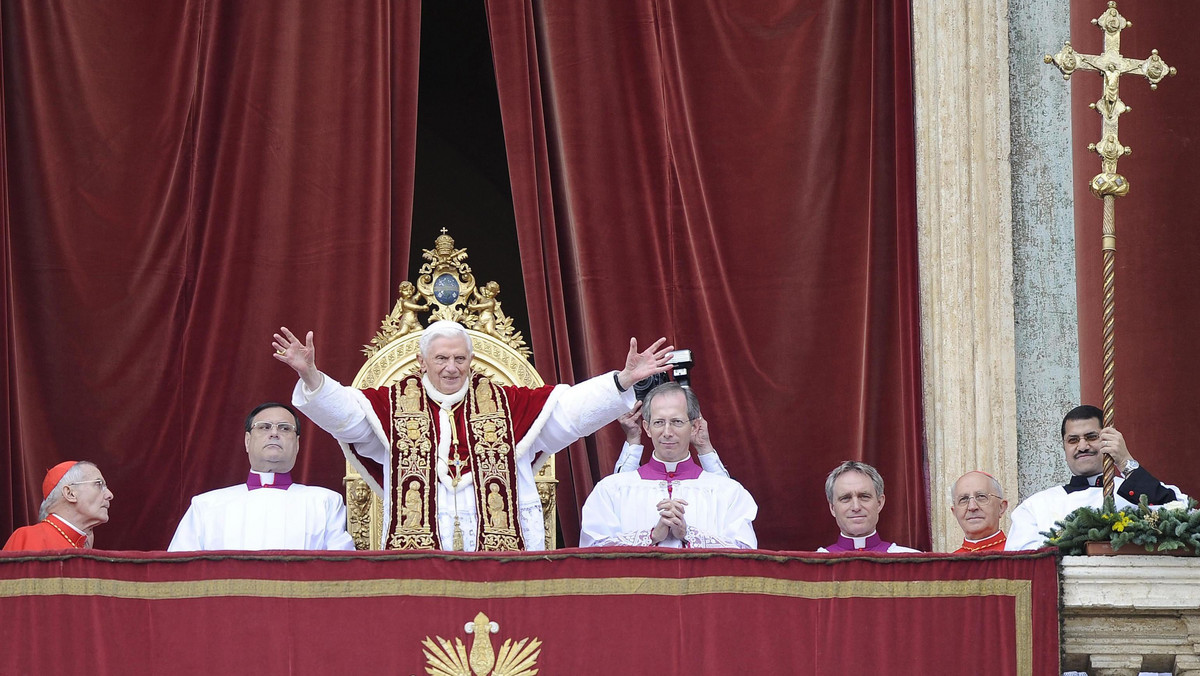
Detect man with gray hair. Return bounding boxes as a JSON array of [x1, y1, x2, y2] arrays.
[[3, 461, 114, 551], [818, 461, 918, 553], [274, 320, 674, 551], [580, 382, 757, 548]]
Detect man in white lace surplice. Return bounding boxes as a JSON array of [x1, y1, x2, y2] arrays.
[[580, 383, 757, 549]]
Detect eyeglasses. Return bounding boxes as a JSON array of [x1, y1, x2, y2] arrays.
[[1064, 431, 1101, 445], [649, 419, 692, 430], [70, 479, 107, 491], [250, 421, 297, 435], [955, 492, 1001, 508]]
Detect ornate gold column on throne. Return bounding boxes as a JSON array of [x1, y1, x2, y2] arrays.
[[343, 230, 557, 550]]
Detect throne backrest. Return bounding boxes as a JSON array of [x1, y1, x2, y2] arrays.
[[343, 230, 557, 550]]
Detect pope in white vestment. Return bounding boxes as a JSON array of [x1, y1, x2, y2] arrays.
[[273, 321, 675, 551], [168, 402, 355, 551], [581, 382, 758, 549]]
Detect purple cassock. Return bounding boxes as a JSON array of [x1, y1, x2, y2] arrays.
[[246, 471, 293, 491]]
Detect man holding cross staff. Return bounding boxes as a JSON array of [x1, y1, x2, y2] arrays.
[[1006, 2, 1189, 550]]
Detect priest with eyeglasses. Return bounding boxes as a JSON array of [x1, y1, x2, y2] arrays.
[[3, 461, 114, 551], [949, 471, 1008, 553], [167, 402, 355, 551], [1005, 404, 1188, 551], [580, 382, 757, 549]]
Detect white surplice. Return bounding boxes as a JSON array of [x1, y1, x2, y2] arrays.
[[168, 483, 355, 551], [580, 462, 758, 549], [1005, 474, 1189, 551]]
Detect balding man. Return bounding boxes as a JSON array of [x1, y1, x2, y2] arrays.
[[3, 461, 114, 551], [949, 471, 1008, 553]]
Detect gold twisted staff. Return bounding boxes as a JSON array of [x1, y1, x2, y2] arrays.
[[1045, 1, 1175, 496]]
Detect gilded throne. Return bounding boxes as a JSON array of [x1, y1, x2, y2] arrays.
[[343, 230, 558, 550]]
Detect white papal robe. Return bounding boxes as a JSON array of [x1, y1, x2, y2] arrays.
[[168, 478, 355, 551], [294, 370, 634, 551], [580, 457, 758, 549]]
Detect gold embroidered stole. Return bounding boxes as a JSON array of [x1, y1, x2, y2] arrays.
[[386, 373, 524, 551]]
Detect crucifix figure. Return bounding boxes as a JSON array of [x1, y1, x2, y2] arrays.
[[1044, 1, 1176, 497]]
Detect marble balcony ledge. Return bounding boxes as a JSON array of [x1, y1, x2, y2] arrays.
[[1061, 555, 1200, 676]]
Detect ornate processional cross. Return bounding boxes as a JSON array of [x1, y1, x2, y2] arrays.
[[1044, 1, 1175, 497]]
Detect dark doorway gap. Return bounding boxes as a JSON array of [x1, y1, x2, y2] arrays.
[[410, 3, 533, 353]]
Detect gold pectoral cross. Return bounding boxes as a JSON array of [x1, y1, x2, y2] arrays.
[[449, 455, 467, 550]]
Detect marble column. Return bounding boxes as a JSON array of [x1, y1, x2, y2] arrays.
[[911, 0, 1019, 551], [912, 0, 1080, 549], [1006, 0, 1079, 501]]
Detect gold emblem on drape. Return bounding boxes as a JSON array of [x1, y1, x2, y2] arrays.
[[421, 612, 542, 676]]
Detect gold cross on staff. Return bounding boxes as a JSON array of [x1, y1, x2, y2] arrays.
[[1043, 1, 1176, 498], [1045, 0, 1175, 190]]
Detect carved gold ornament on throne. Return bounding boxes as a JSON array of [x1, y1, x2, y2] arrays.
[[344, 230, 558, 550]]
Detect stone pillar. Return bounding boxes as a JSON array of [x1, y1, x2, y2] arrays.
[[1007, 0, 1080, 501], [911, 0, 1019, 551]]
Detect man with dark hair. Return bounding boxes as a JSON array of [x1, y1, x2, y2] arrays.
[[580, 383, 757, 548], [1006, 405, 1188, 550], [819, 461, 919, 553], [3, 461, 114, 551], [168, 402, 354, 551]]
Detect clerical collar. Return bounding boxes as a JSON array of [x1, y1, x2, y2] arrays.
[[422, 374, 469, 409], [963, 530, 1003, 544], [45, 514, 87, 548], [49, 513, 86, 535], [957, 530, 1007, 553], [247, 471, 293, 490], [825, 531, 894, 552], [1064, 473, 1103, 493], [638, 456, 703, 482]]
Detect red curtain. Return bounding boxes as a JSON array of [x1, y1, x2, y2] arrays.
[[1072, 1, 1200, 494], [488, 1, 926, 550], [0, 0, 421, 549], [3, 1, 927, 553]]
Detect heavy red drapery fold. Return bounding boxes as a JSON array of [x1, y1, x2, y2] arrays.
[[0, 0, 421, 549], [488, 1, 926, 550]]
